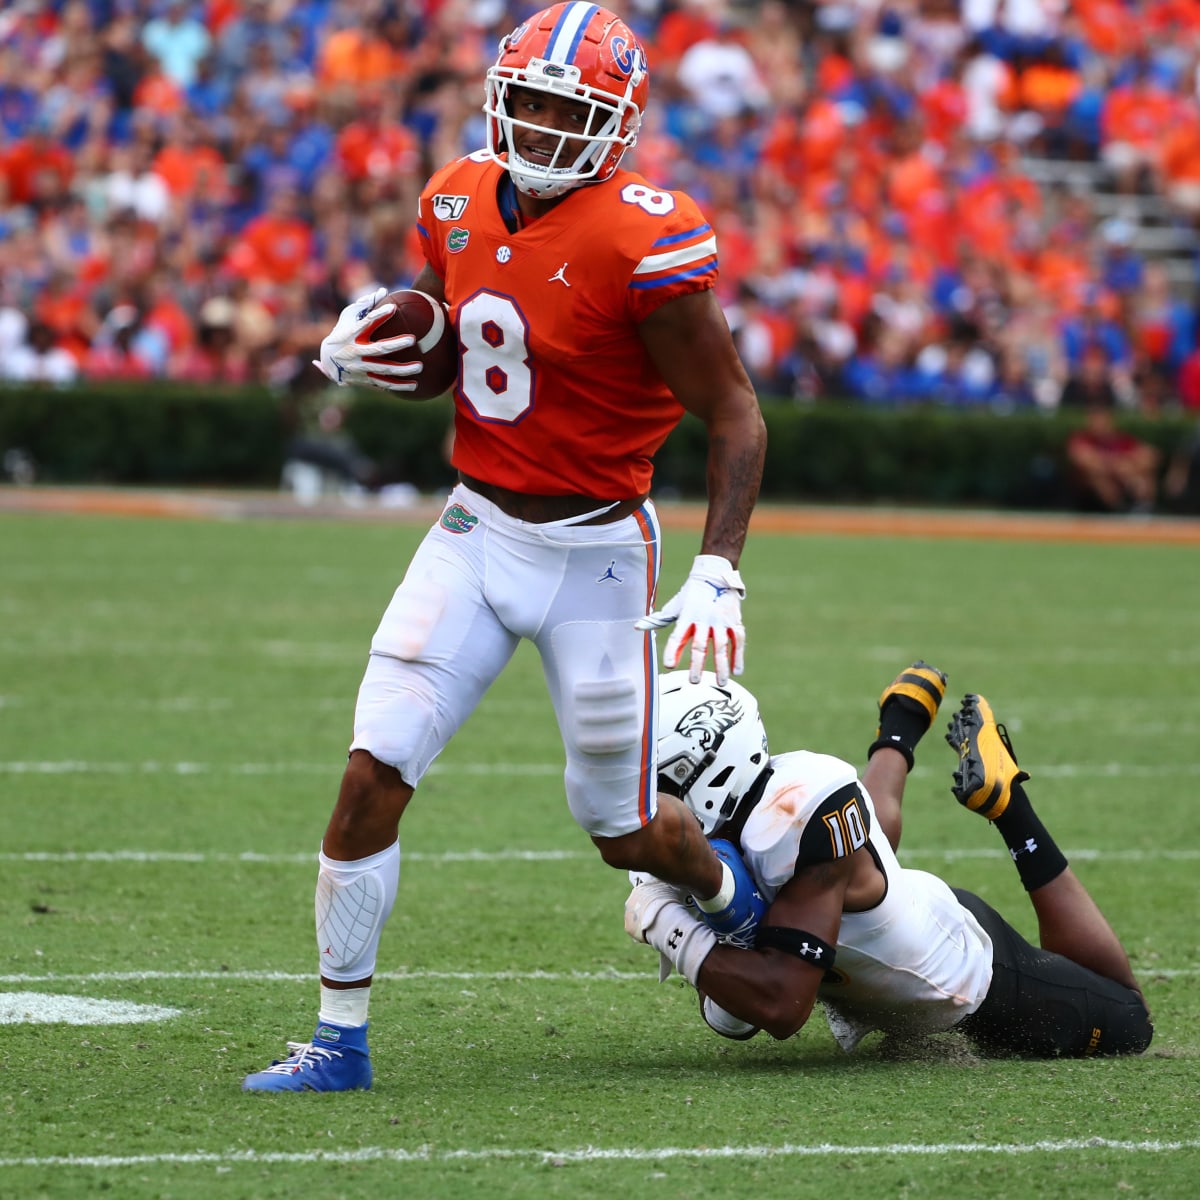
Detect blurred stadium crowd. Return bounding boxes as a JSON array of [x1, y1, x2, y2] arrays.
[[2, 0, 1200, 416]]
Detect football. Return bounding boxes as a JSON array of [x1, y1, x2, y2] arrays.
[[363, 289, 458, 400]]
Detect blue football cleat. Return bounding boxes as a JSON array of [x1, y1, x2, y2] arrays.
[[242, 1020, 372, 1092], [696, 839, 768, 948]]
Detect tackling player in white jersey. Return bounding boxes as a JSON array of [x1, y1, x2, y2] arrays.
[[626, 664, 1153, 1057]]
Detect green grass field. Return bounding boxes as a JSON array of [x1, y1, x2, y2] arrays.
[[2, 504, 1198, 1199]]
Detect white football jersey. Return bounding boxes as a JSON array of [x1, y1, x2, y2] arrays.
[[739, 750, 994, 1051]]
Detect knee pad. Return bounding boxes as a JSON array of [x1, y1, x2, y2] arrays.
[[567, 675, 641, 756], [315, 841, 400, 981]]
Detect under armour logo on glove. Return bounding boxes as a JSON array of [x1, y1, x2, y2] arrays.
[[800, 942, 823, 961]]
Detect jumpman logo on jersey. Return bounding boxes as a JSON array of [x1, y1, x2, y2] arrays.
[[597, 560, 623, 584], [549, 262, 572, 287]]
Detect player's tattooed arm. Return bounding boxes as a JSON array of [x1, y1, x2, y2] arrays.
[[639, 289, 766, 567]]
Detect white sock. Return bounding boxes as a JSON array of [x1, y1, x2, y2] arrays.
[[319, 983, 370, 1028]]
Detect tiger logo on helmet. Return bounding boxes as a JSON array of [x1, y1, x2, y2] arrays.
[[484, 2, 649, 200], [657, 671, 770, 835]]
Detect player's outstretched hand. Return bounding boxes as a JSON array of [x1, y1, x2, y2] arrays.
[[312, 286, 422, 391], [635, 554, 746, 685]]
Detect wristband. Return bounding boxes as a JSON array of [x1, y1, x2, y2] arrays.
[[662, 911, 718, 986], [755, 925, 837, 970]]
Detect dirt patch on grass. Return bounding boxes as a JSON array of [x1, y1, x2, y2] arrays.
[[4, 485, 1200, 545]]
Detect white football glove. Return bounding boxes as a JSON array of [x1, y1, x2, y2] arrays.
[[635, 554, 746, 685], [624, 877, 717, 986], [312, 286, 423, 394]]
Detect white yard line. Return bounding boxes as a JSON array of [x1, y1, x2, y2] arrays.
[[4, 759, 1200, 780], [2, 1138, 1198, 1171], [0, 968, 650, 983], [0, 760, 559, 775], [3, 847, 1198, 864], [1, 967, 1193, 984]]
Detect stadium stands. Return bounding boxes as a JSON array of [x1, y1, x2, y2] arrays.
[[0, 0, 1197, 423]]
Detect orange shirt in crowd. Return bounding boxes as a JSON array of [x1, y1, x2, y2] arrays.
[[318, 29, 405, 89], [921, 78, 969, 148], [887, 151, 942, 214], [1147, 0, 1200, 32], [798, 97, 845, 179], [335, 121, 420, 182], [814, 51, 855, 98], [1018, 61, 1081, 119], [228, 213, 314, 285], [758, 109, 807, 192], [831, 268, 874, 331], [132, 70, 185, 120], [144, 294, 195, 355], [1, 137, 74, 205], [205, 0, 240, 36], [1102, 83, 1177, 150], [1033, 246, 1092, 314], [704, 206, 756, 296], [1161, 115, 1200, 186], [1073, 0, 1138, 55], [32, 286, 92, 361], [648, 9, 719, 68], [964, 168, 1042, 224], [153, 142, 228, 199], [905, 187, 958, 268]]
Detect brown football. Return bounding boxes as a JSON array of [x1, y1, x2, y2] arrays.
[[362, 289, 458, 400]]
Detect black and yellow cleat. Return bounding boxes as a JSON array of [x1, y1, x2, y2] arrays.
[[877, 661, 947, 730], [868, 661, 948, 769], [945, 693, 1029, 821]]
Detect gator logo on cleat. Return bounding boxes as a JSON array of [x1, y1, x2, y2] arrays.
[[440, 503, 479, 534], [314, 1025, 342, 1044]]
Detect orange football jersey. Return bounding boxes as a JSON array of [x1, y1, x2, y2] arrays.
[[417, 154, 719, 497]]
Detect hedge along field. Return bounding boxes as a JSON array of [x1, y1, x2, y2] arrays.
[[3, 383, 1197, 510], [1, 506, 1198, 1200]]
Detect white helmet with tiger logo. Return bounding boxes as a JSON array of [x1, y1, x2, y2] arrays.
[[656, 670, 769, 835]]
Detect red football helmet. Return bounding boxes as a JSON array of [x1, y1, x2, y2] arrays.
[[484, 2, 649, 199]]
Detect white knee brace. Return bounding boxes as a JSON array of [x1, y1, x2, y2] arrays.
[[315, 841, 400, 982]]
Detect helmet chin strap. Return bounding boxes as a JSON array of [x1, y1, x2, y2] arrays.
[[507, 148, 597, 200], [508, 162, 576, 200]]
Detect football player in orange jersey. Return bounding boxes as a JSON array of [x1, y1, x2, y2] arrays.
[[245, 3, 767, 1091]]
